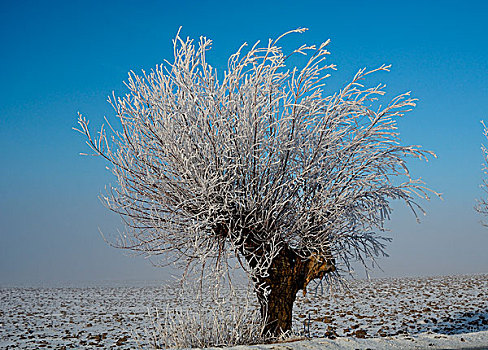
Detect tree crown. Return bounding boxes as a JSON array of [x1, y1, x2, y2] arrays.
[[76, 28, 437, 280]]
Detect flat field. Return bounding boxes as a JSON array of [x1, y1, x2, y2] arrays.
[[1, 274, 487, 349]]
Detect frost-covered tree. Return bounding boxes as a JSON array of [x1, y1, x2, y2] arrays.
[[476, 122, 488, 221], [76, 28, 436, 337]]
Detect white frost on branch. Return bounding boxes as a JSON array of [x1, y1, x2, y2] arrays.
[[476, 121, 488, 224]]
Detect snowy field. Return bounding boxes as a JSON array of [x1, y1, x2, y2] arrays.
[[1, 274, 487, 349]]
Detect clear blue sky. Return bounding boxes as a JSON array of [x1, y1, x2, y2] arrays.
[[1, 0, 487, 285]]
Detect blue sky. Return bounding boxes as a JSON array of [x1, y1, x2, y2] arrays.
[[1, 0, 487, 285]]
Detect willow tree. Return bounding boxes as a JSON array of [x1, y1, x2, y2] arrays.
[[476, 122, 488, 221], [76, 28, 436, 337]]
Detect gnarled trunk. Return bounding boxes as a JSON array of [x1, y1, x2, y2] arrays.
[[252, 246, 336, 337], [256, 249, 300, 336]]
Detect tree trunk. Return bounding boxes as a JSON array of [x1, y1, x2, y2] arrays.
[[253, 246, 336, 338], [256, 250, 300, 336]]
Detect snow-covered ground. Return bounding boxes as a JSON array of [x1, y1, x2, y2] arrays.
[[293, 274, 488, 338], [1, 274, 487, 349], [216, 330, 488, 350]]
